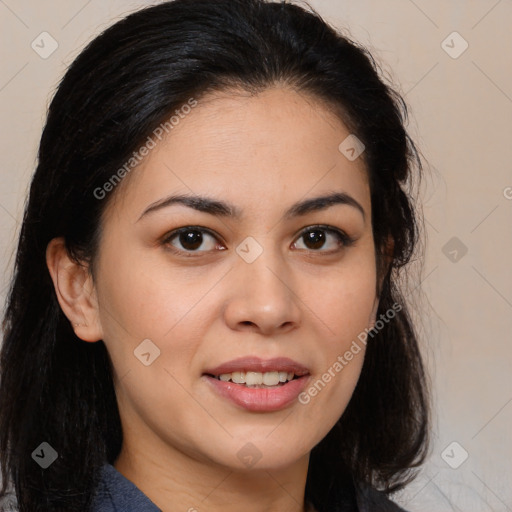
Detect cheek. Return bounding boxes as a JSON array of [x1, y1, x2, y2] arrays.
[[93, 242, 210, 379], [93, 248, 206, 432], [296, 251, 376, 418], [96, 237, 207, 334], [305, 253, 377, 346]]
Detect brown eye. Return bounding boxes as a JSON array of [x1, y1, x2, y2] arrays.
[[302, 229, 326, 250], [163, 227, 221, 253], [177, 230, 204, 251], [293, 225, 355, 252]]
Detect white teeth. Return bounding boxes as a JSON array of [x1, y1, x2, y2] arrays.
[[216, 371, 296, 386], [262, 371, 279, 386], [245, 372, 263, 386], [231, 371, 245, 384]]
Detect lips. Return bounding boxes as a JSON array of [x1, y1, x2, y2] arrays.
[[204, 356, 310, 377], [203, 356, 310, 412]]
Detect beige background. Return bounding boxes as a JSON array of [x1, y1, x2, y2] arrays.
[[1, 1, 511, 510]]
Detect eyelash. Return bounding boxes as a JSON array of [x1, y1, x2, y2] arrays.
[[161, 224, 356, 257]]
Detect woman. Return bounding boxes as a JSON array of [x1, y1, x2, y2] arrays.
[[0, 0, 430, 510]]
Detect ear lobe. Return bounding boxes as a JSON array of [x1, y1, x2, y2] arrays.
[[46, 237, 103, 342]]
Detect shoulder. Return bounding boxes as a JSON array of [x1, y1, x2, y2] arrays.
[[89, 463, 161, 512], [355, 483, 409, 512]]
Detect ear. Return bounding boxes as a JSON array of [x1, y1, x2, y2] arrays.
[[46, 237, 103, 342]]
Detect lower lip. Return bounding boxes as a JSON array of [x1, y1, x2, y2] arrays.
[[204, 375, 309, 412]]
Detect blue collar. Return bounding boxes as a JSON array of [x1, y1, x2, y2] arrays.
[[90, 463, 161, 512], [90, 462, 408, 512]]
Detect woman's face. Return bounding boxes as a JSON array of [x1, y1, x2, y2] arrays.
[[92, 86, 378, 472]]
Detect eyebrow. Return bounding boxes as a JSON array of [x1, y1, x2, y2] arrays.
[[137, 191, 365, 222]]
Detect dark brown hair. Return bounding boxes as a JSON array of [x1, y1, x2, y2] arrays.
[[0, 1, 429, 510]]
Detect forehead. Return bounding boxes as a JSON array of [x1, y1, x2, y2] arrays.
[[104, 86, 370, 221]]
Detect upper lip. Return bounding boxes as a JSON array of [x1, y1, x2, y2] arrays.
[[204, 356, 310, 376]]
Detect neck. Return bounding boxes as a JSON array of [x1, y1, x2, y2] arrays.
[[114, 438, 311, 512]]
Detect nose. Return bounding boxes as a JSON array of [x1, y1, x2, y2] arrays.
[[222, 247, 302, 336]]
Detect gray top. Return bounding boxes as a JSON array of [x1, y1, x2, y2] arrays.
[[90, 463, 161, 511], [90, 463, 408, 512]]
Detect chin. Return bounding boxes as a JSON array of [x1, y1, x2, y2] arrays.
[[203, 432, 313, 472]]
